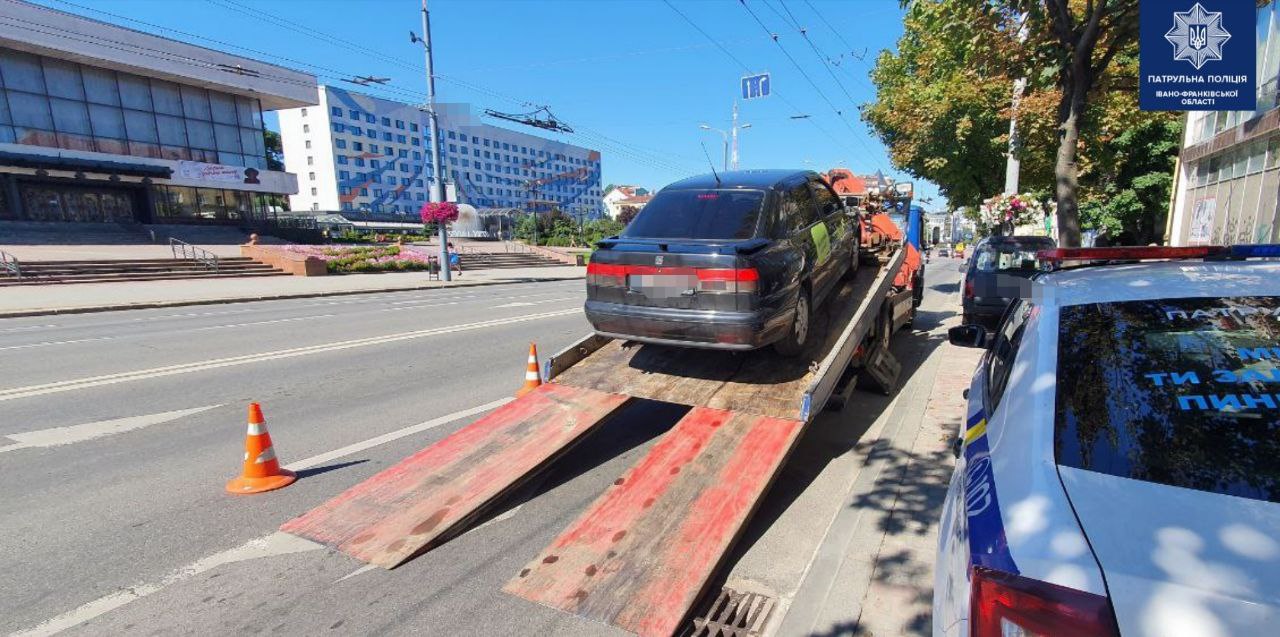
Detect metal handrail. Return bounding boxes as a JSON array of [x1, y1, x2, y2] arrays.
[[0, 250, 20, 279], [169, 238, 219, 272]]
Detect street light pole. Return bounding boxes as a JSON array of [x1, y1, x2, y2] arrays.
[[731, 101, 751, 170], [416, 0, 449, 281], [698, 124, 728, 171]]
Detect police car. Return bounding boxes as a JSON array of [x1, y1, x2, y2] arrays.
[[934, 245, 1280, 637]]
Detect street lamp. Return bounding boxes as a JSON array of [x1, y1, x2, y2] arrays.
[[698, 123, 728, 171]]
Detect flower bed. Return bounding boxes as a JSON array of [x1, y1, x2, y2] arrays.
[[278, 244, 435, 274]]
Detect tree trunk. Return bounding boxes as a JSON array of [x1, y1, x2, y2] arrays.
[[1054, 71, 1087, 247]]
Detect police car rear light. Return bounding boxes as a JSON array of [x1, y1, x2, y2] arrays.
[[1036, 246, 1227, 262], [971, 567, 1119, 637]]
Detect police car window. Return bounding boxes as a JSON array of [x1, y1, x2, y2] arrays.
[[987, 301, 1032, 412], [1055, 297, 1280, 503]]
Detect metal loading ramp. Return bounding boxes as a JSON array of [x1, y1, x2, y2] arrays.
[[279, 383, 629, 568]]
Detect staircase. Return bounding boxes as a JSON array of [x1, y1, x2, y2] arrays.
[[0, 257, 287, 286], [456, 251, 568, 270]]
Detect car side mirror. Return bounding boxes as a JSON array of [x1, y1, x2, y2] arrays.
[[948, 324, 988, 349]]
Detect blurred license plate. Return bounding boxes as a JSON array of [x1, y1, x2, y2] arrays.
[[629, 274, 696, 298]]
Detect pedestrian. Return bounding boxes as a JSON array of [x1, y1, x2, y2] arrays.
[[447, 241, 462, 277]]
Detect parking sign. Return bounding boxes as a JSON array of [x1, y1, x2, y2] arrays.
[[741, 73, 770, 100]]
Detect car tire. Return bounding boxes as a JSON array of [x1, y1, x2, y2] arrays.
[[774, 287, 812, 357]]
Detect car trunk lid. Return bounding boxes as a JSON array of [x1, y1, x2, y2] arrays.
[[588, 238, 763, 311]]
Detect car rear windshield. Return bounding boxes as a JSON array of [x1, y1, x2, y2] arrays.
[[1055, 297, 1280, 503], [975, 243, 1053, 272], [621, 189, 765, 240]]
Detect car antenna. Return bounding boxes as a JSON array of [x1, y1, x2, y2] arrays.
[[700, 142, 721, 186]]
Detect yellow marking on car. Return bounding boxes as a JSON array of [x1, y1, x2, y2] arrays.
[[811, 222, 831, 264], [964, 418, 988, 445]]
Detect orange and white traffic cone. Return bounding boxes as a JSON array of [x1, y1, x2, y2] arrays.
[[226, 403, 296, 495], [516, 342, 542, 397]]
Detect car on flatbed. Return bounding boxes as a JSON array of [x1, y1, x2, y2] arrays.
[[936, 245, 1280, 637], [585, 169, 862, 356]]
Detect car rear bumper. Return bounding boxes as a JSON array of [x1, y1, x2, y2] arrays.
[[584, 300, 776, 350], [962, 299, 1007, 329]]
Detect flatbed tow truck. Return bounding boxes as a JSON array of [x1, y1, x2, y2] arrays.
[[282, 236, 918, 636]]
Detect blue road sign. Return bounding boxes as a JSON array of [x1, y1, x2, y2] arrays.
[[741, 73, 771, 100]]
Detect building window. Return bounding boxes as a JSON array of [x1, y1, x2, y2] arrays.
[[381, 117, 390, 126], [335, 139, 346, 149], [349, 109, 359, 119], [410, 123, 419, 132], [337, 155, 348, 165], [383, 132, 392, 141], [308, 172, 315, 180], [302, 124, 310, 133], [385, 147, 393, 156], [354, 157, 364, 167], [360, 188, 368, 196], [371, 144, 379, 153], [331, 106, 342, 117], [310, 187, 317, 195], [395, 120, 405, 129], [396, 134, 406, 143], [411, 138, 420, 146], [367, 129, 376, 139], [305, 140, 311, 149], [365, 114, 375, 124], [301, 108, 308, 117], [413, 151, 422, 160], [352, 141, 363, 151], [371, 159, 380, 168], [306, 156, 314, 165], [339, 170, 350, 179], [332, 123, 344, 133]]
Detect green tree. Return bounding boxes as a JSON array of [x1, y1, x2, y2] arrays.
[[617, 205, 640, 226]]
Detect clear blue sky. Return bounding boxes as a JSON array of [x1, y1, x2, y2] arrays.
[[31, 0, 945, 209]]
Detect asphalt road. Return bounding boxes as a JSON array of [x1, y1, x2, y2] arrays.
[[0, 261, 965, 637]]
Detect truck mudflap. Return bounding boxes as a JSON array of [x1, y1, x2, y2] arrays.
[[280, 383, 629, 568], [504, 406, 804, 637]]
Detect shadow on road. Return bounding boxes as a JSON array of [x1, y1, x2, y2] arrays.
[[294, 459, 369, 479]]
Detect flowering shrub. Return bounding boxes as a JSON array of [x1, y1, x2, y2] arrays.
[[420, 201, 459, 224], [978, 194, 1054, 234], [278, 244, 436, 273]]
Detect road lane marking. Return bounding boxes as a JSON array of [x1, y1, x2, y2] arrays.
[[0, 405, 220, 453], [189, 314, 336, 332], [283, 397, 511, 471], [13, 398, 513, 635], [494, 296, 581, 308], [0, 309, 579, 402], [12, 532, 322, 637], [0, 337, 114, 352], [0, 324, 59, 332]]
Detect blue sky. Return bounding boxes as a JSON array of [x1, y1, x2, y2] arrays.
[[32, 0, 944, 209]]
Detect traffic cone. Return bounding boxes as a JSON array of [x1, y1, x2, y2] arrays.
[[516, 342, 542, 397], [226, 403, 296, 495]]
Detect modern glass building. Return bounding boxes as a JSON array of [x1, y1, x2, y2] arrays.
[[1169, 1, 1280, 245], [0, 1, 316, 225], [279, 86, 604, 219]]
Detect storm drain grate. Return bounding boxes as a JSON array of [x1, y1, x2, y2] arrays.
[[679, 587, 777, 637]]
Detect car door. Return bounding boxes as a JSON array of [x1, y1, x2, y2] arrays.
[[935, 301, 1032, 637], [779, 179, 819, 298], [809, 178, 853, 288]]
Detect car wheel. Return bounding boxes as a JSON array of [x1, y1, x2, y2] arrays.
[[774, 288, 812, 357]]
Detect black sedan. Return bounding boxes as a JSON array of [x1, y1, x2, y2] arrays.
[[585, 169, 861, 356], [960, 234, 1056, 329]]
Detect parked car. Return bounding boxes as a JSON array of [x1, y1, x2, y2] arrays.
[[960, 235, 1056, 329], [936, 245, 1280, 637], [585, 169, 861, 356]]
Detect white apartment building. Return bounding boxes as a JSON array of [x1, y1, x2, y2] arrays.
[[279, 86, 604, 218]]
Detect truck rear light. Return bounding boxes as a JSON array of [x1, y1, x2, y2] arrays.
[[970, 567, 1119, 637], [587, 262, 625, 287], [696, 268, 759, 294]]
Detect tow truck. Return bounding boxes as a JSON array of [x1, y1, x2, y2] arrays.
[[281, 212, 921, 637]]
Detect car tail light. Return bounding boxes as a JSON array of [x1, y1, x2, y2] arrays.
[[696, 268, 759, 294], [964, 278, 974, 298], [970, 567, 1119, 637], [587, 262, 625, 287]]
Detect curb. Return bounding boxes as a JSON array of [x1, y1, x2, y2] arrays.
[[0, 276, 585, 319]]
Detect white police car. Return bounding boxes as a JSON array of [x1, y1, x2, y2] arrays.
[[934, 245, 1280, 637]]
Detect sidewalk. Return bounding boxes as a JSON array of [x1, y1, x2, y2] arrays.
[[777, 327, 983, 636], [0, 266, 585, 317]]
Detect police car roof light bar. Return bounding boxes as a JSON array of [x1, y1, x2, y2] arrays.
[[1229, 244, 1280, 258], [1036, 246, 1228, 262]]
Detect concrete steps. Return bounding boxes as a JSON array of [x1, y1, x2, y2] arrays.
[[1, 257, 288, 286]]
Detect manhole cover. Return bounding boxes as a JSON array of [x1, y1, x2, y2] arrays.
[[679, 586, 777, 637]]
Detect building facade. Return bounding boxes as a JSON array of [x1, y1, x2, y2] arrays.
[[279, 86, 604, 219], [1169, 1, 1280, 246], [0, 1, 316, 225], [601, 185, 648, 219]]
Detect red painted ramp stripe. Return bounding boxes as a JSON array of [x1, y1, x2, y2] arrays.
[[504, 407, 804, 637], [280, 383, 629, 568]]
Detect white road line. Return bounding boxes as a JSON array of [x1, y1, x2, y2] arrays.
[[12, 532, 323, 637], [189, 314, 336, 332], [494, 296, 581, 309], [283, 397, 511, 471], [0, 405, 220, 453], [13, 398, 511, 635], [0, 324, 59, 332], [0, 337, 114, 352], [0, 309, 579, 403]]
